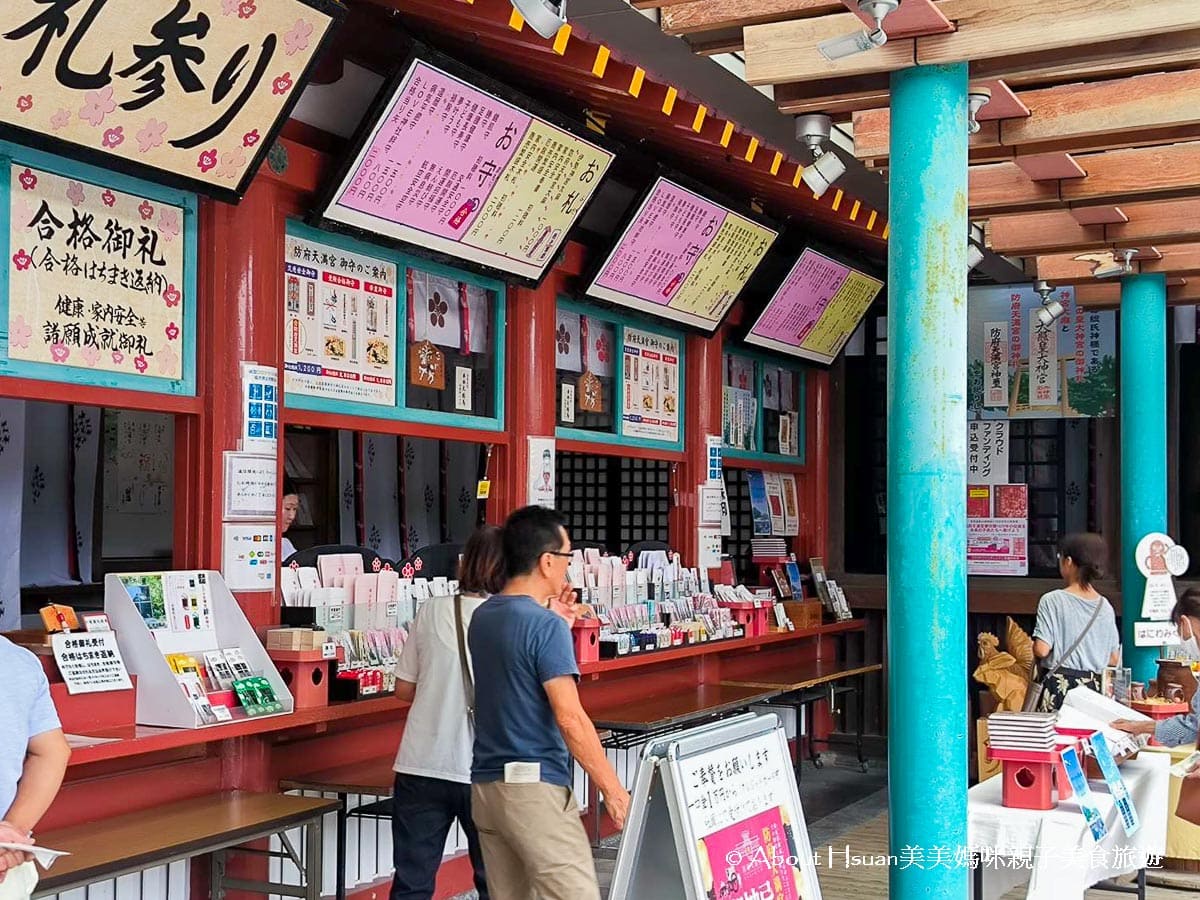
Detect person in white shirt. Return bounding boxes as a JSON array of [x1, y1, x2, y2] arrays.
[[0, 636, 71, 900], [389, 526, 503, 900], [280, 478, 300, 562]]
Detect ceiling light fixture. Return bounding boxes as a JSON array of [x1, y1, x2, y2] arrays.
[[967, 241, 985, 272], [510, 0, 567, 39], [819, 0, 901, 61], [1074, 248, 1138, 279], [795, 114, 846, 199], [1034, 280, 1064, 326]]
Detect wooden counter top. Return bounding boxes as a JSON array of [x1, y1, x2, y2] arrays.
[[721, 661, 883, 692], [281, 757, 397, 795], [585, 682, 779, 733]]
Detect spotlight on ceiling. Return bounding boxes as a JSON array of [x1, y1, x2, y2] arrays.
[[967, 86, 992, 135], [510, 0, 567, 39], [819, 0, 900, 61], [795, 114, 846, 199], [967, 241, 985, 272], [1073, 248, 1138, 279], [1034, 280, 1064, 326]]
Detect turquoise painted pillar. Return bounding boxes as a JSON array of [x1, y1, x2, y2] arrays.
[[1120, 273, 1168, 683], [887, 62, 968, 899]]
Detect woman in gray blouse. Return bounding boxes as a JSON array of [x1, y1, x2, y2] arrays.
[[1031, 533, 1120, 712], [1112, 589, 1200, 748]]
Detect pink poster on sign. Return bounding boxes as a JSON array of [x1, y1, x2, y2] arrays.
[[697, 807, 805, 900], [751, 251, 851, 345], [336, 62, 530, 239], [594, 180, 728, 304]]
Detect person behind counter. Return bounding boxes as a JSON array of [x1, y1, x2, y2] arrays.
[[1113, 589, 1200, 753], [1031, 532, 1120, 711], [0, 635, 71, 899], [280, 477, 300, 562], [388, 525, 505, 900]]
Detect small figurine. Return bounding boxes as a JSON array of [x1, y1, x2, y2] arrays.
[[973, 617, 1036, 712]]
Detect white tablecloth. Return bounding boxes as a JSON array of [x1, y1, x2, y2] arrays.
[[968, 753, 1169, 900]]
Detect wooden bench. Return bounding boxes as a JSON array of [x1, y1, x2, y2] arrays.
[[281, 759, 397, 900], [33, 791, 338, 899]]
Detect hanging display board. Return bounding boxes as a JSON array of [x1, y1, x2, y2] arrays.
[[282, 231, 398, 406], [0, 0, 343, 200], [745, 248, 884, 365], [315, 49, 613, 284], [5, 160, 194, 392], [587, 177, 777, 333], [968, 284, 1116, 419], [609, 713, 822, 900], [622, 327, 680, 443], [967, 420, 1009, 485]]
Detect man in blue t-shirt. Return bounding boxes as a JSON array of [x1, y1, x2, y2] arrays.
[[469, 506, 628, 900], [0, 636, 71, 899]]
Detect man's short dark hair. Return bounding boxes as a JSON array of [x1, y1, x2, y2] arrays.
[[502, 505, 567, 579]]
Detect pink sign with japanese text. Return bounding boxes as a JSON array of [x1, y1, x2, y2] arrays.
[[322, 57, 613, 282]]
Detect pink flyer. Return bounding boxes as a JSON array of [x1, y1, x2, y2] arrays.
[[697, 807, 806, 900]]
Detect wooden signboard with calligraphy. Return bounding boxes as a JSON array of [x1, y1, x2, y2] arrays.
[[578, 370, 603, 414], [5, 155, 195, 393], [0, 0, 345, 202], [409, 339, 444, 391]]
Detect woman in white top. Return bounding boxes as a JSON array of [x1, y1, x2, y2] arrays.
[[1031, 532, 1120, 712], [390, 526, 502, 900]]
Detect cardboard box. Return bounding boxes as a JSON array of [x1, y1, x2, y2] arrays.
[[266, 628, 324, 651], [781, 600, 823, 630]]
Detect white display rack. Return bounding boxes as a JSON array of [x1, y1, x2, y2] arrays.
[[106, 570, 294, 728]]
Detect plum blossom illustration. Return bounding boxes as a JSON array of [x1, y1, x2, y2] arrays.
[[65, 181, 85, 206], [163, 283, 181, 307], [556, 324, 571, 355], [401, 563, 414, 578], [49, 343, 69, 363], [101, 189, 116, 207], [136, 119, 167, 153], [164, 322, 180, 341], [221, 0, 239, 13], [49, 108, 70, 130], [595, 335, 610, 363], [215, 146, 246, 180], [11, 248, 32, 271], [414, 557, 424, 572], [17, 168, 36, 191], [111, 350, 124, 365], [16, 95, 32, 113], [283, 19, 314, 56], [79, 86, 116, 127], [197, 148, 218, 173], [134, 355, 148, 374], [156, 344, 179, 375], [428, 293, 448, 327], [158, 208, 180, 240], [101, 126, 124, 148], [238, 0, 256, 17], [80, 346, 101, 367], [138, 200, 154, 220], [272, 72, 293, 95], [242, 129, 260, 148], [8, 316, 32, 350]]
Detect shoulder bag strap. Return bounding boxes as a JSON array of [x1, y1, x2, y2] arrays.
[[1042, 594, 1107, 680], [454, 593, 476, 727]]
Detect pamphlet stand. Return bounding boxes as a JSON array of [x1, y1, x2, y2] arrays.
[[106, 571, 294, 728]]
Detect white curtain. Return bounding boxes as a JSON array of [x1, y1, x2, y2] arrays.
[[362, 435, 402, 561], [0, 400, 25, 630]]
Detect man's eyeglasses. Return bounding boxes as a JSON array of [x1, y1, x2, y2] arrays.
[[544, 550, 573, 559]]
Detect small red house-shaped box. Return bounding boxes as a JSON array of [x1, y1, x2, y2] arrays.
[[571, 618, 601, 664]]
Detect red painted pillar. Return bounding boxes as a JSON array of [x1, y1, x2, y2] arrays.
[[185, 177, 291, 629], [672, 328, 725, 566], [503, 244, 580, 517], [805, 368, 831, 561]]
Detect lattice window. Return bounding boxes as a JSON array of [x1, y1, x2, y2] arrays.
[[1009, 418, 1066, 576], [724, 468, 755, 584], [555, 452, 669, 554]]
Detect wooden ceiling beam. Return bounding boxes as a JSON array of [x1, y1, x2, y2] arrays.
[[968, 162, 1060, 215], [1030, 242, 1200, 282], [744, 0, 1198, 85], [852, 71, 1200, 161], [1075, 281, 1200, 308], [1062, 142, 1200, 205], [987, 200, 1200, 256], [660, 0, 842, 37]]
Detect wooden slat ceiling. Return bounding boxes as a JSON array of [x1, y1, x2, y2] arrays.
[[653, 0, 1200, 284], [345, 0, 890, 255]]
